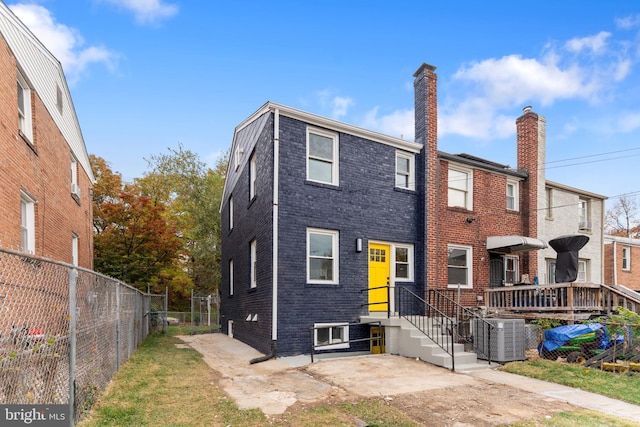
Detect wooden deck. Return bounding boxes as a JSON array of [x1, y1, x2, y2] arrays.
[[484, 283, 640, 321]]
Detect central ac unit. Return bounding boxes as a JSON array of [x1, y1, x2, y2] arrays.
[[473, 318, 526, 363]]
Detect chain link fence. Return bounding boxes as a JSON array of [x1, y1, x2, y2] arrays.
[[536, 319, 640, 371], [190, 291, 220, 334], [0, 247, 163, 423]]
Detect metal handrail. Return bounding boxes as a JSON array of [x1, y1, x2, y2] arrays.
[[428, 289, 495, 364], [398, 286, 457, 371], [360, 285, 391, 318]]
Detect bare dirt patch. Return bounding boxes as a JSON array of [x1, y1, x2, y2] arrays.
[[180, 334, 577, 426]]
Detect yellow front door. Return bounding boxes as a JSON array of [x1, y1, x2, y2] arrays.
[[368, 243, 390, 312]]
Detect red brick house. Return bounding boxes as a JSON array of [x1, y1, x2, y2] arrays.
[[604, 235, 640, 291], [0, 3, 94, 268], [416, 64, 604, 309]]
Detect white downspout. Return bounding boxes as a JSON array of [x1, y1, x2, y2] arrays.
[[272, 109, 280, 341]]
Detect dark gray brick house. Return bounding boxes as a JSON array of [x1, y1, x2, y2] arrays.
[[220, 100, 427, 357]]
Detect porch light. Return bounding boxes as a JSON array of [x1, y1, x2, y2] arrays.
[[356, 238, 363, 252]]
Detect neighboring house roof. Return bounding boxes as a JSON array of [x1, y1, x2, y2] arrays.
[[604, 235, 640, 246], [221, 101, 423, 209], [439, 151, 527, 179], [0, 2, 95, 182], [546, 180, 607, 200]]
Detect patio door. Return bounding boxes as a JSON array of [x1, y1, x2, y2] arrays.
[[368, 243, 390, 312]]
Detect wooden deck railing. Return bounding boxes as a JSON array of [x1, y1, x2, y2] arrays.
[[485, 283, 603, 314]]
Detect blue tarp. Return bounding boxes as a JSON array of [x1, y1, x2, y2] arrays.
[[539, 323, 604, 353]]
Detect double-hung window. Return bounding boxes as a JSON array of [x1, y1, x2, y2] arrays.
[[229, 259, 234, 295], [448, 167, 472, 209], [447, 244, 472, 288], [504, 255, 519, 284], [17, 71, 33, 142], [250, 240, 257, 289], [307, 128, 338, 185], [71, 155, 80, 197], [577, 260, 587, 282], [20, 191, 35, 254], [623, 246, 631, 271], [578, 198, 591, 230], [395, 245, 413, 280], [506, 180, 518, 211], [72, 233, 79, 266], [229, 196, 234, 231], [395, 152, 415, 190], [249, 152, 257, 200], [307, 228, 339, 283]]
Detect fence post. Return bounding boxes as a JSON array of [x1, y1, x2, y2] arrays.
[[68, 268, 77, 426], [116, 284, 121, 370], [191, 289, 194, 335]]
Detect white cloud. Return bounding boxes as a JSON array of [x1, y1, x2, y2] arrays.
[[615, 15, 640, 30], [616, 111, 640, 132], [9, 4, 116, 84], [362, 107, 414, 140], [330, 96, 353, 119], [99, 0, 178, 25], [564, 31, 611, 55]]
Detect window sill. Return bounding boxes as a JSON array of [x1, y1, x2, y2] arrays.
[[304, 180, 342, 191], [306, 282, 340, 287], [394, 187, 416, 194], [447, 285, 472, 290], [19, 131, 37, 155]]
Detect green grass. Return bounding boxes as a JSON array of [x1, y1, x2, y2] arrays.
[[79, 328, 640, 426], [500, 358, 640, 405]]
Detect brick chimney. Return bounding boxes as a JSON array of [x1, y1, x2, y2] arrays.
[[516, 106, 546, 276], [414, 63, 438, 289]]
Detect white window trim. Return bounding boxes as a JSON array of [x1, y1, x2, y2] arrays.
[[506, 180, 519, 211], [577, 259, 587, 282], [72, 233, 79, 266], [393, 244, 414, 281], [448, 166, 473, 210], [504, 254, 519, 285], [20, 191, 35, 254], [306, 127, 339, 186], [17, 70, 33, 142], [229, 259, 234, 295], [395, 151, 415, 191], [229, 196, 234, 230], [545, 188, 553, 219], [447, 244, 472, 289], [234, 147, 244, 171], [313, 322, 349, 350], [578, 198, 591, 230], [250, 240, 257, 289], [622, 246, 631, 271], [307, 228, 339, 284], [249, 152, 257, 200]]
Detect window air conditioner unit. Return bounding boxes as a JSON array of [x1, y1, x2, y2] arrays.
[[578, 220, 592, 231], [473, 318, 526, 363], [71, 183, 81, 197]]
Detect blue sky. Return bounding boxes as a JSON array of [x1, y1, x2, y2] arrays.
[[7, 1, 640, 209]]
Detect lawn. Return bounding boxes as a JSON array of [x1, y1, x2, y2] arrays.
[[78, 327, 640, 427]]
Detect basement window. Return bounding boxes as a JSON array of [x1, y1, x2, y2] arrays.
[[314, 323, 349, 350]]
